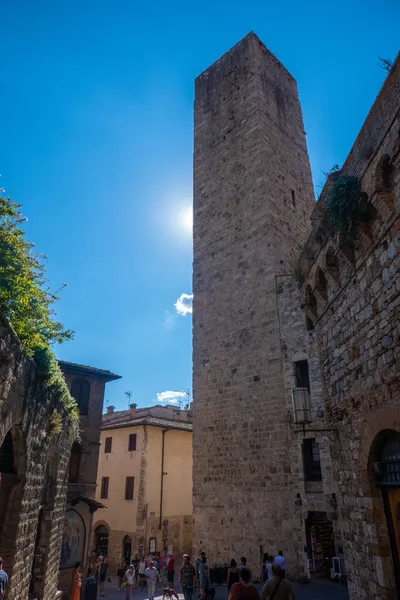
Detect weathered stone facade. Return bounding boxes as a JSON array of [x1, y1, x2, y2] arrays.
[[193, 31, 400, 600], [193, 32, 315, 572], [0, 312, 73, 600], [297, 54, 400, 599]]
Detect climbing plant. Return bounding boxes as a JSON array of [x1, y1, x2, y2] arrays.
[[324, 175, 364, 247], [0, 195, 79, 435]]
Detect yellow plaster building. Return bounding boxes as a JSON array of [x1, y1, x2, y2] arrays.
[[93, 403, 193, 568]]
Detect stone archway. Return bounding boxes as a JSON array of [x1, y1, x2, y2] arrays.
[[94, 524, 109, 557], [0, 425, 27, 576]]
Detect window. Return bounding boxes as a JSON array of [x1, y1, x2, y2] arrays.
[[70, 379, 91, 415], [104, 437, 112, 454], [69, 442, 81, 483], [302, 439, 322, 482], [295, 360, 310, 391], [100, 476, 109, 499], [128, 434, 137, 452], [125, 477, 135, 500]]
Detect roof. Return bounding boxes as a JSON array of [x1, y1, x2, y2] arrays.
[[102, 404, 193, 432], [58, 360, 122, 382], [67, 493, 106, 512], [102, 415, 193, 432]]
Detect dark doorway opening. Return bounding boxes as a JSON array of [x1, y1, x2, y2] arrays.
[[95, 525, 109, 557], [305, 511, 336, 579], [123, 535, 132, 563]]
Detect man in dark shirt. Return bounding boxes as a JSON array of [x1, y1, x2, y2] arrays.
[[180, 554, 196, 600], [0, 558, 8, 598], [229, 567, 260, 600], [261, 565, 295, 600]]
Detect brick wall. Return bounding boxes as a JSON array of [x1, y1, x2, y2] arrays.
[[192, 32, 315, 572], [0, 312, 73, 600], [299, 55, 400, 599]]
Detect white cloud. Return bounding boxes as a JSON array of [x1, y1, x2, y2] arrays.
[[174, 293, 193, 316], [156, 390, 189, 406]]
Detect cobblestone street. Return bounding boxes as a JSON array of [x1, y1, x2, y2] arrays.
[[93, 577, 349, 600]]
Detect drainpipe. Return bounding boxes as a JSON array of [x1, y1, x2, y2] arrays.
[[159, 429, 169, 531]]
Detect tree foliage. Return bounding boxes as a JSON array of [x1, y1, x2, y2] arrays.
[[324, 175, 364, 247], [0, 195, 79, 436], [0, 196, 73, 354]]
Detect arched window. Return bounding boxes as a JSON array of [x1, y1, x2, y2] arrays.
[[71, 379, 91, 415], [315, 268, 328, 300], [69, 442, 82, 483], [375, 154, 394, 192]]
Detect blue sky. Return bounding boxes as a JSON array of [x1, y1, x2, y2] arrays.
[[1, 0, 398, 410]]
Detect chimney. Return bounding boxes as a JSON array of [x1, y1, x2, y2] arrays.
[[130, 403, 137, 416], [107, 405, 115, 414]]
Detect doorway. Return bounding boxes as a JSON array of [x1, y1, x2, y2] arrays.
[[95, 525, 109, 557], [305, 511, 336, 578]]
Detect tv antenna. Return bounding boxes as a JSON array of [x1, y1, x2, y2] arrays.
[[125, 391, 132, 407]]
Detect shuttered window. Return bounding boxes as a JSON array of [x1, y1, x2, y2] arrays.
[[128, 433, 137, 451], [125, 477, 134, 500], [100, 476, 109, 499]]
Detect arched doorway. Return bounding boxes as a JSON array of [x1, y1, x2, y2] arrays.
[[374, 430, 400, 596], [94, 525, 109, 557], [0, 427, 26, 572], [123, 535, 132, 563]]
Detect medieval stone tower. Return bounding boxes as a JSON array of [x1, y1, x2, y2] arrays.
[[192, 32, 316, 568]]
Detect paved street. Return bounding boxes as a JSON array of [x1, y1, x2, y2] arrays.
[[93, 577, 349, 600]]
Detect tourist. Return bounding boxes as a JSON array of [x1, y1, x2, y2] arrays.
[[145, 559, 160, 600], [198, 554, 210, 600], [274, 552, 287, 578], [240, 557, 247, 567], [229, 567, 260, 600], [139, 555, 147, 587], [227, 559, 240, 592], [180, 554, 196, 600], [0, 558, 7, 598], [124, 564, 136, 600], [132, 554, 140, 587], [261, 564, 294, 600], [261, 553, 269, 583], [118, 556, 127, 591], [265, 556, 274, 581], [98, 555, 108, 596], [167, 551, 175, 585], [69, 562, 82, 600]]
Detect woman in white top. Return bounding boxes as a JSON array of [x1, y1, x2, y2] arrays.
[[124, 565, 135, 600]]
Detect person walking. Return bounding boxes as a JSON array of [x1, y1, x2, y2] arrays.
[[124, 564, 136, 600], [198, 554, 210, 600], [145, 559, 160, 600], [261, 553, 269, 584], [167, 552, 175, 586], [261, 564, 294, 600], [274, 552, 287, 578], [229, 567, 260, 600], [139, 555, 147, 587], [68, 562, 81, 600], [265, 557, 274, 581], [118, 556, 127, 591], [180, 554, 196, 600], [227, 559, 240, 592], [98, 555, 108, 596], [0, 558, 8, 599], [132, 554, 140, 588]]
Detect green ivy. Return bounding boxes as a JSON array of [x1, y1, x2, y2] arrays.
[[324, 175, 363, 247], [49, 409, 63, 436], [0, 195, 79, 437], [34, 347, 80, 438]]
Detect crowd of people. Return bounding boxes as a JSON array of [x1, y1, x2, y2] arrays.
[[67, 548, 295, 600]]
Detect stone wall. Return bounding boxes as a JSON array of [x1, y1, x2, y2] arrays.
[[298, 55, 400, 599], [0, 312, 73, 600], [192, 32, 316, 573]]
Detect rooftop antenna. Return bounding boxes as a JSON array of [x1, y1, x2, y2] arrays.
[[125, 390, 132, 408]]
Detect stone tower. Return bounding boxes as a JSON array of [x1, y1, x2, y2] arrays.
[[192, 33, 315, 568]]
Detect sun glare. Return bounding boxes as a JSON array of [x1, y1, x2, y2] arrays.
[[179, 205, 193, 232]]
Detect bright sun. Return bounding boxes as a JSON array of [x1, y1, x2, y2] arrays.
[[179, 205, 193, 232]]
